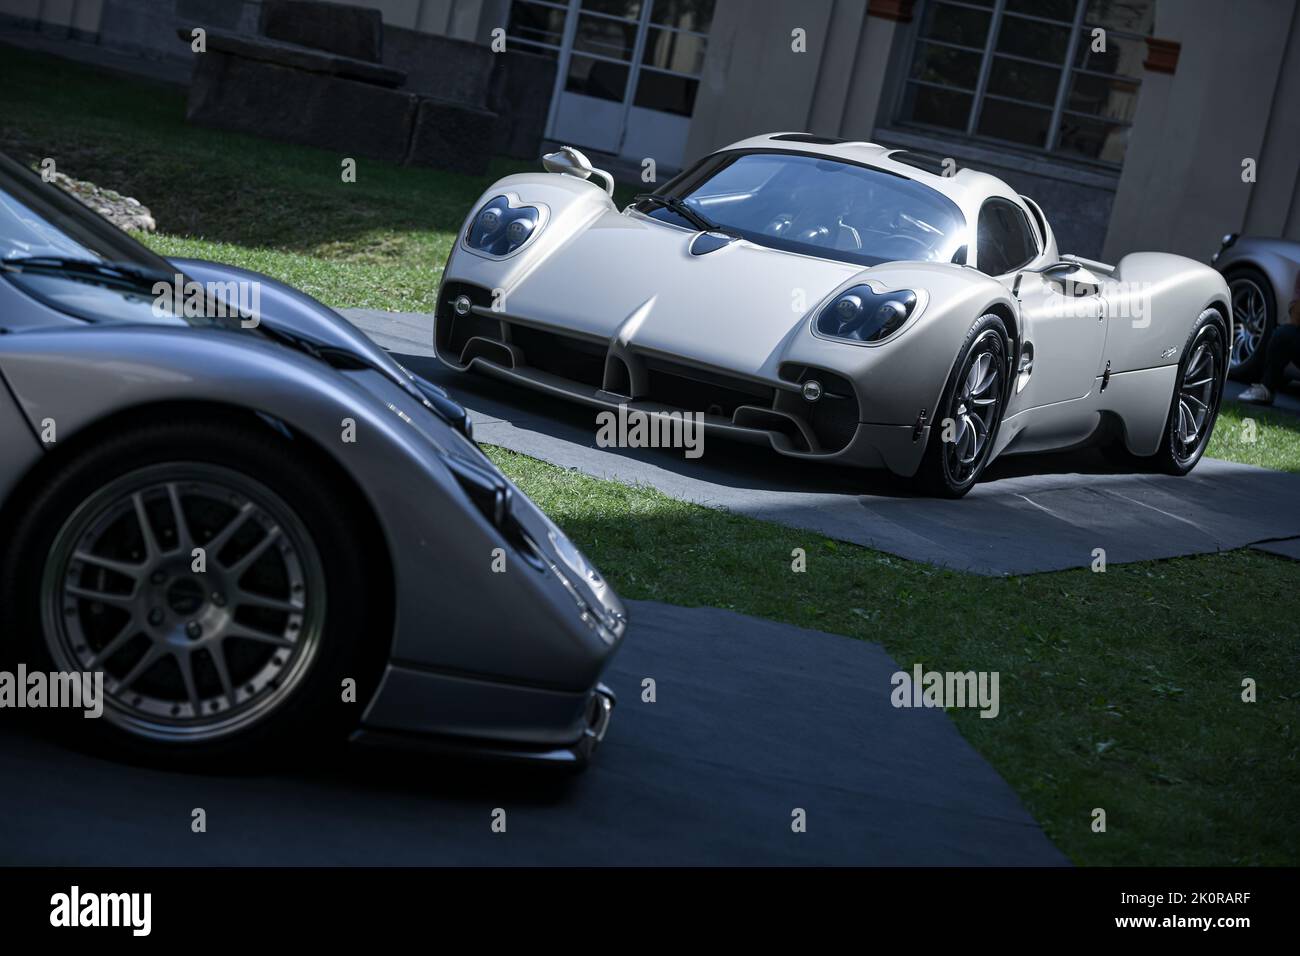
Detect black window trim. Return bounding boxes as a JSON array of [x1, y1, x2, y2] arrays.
[[976, 196, 1040, 276]]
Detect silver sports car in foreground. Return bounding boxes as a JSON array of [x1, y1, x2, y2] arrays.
[[0, 153, 625, 767], [437, 133, 1232, 497]]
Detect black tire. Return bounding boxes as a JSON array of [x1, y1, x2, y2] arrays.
[[917, 314, 1010, 498], [0, 417, 384, 769], [1110, 308, 1227, 476], [1225, 266, 1275, 381]]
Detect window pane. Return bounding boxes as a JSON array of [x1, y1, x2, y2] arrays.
[[565, 54, 630, 100], [574, 13, 636, 60], [642, 27, 707, 75], [1075, 32, 1145, 80], [1057, 115, 1130, 162], [986, 55, 1061, 105], [909, 40, 983, 89], [976, 98, 1052, 147], [1005, 0, 1077, 21], [508, 1, 567, 49], [977, 199, 1038, 275], [633, 70, 699, 115], [580, 0, 641, 19], [996, 14, 1071, 61], [650, 0, 715, 33], [1085, 0, 1154, 34], [919, 2, 992, 47], [1067, 72, 1139, 121], [902, 83, 974, 131]]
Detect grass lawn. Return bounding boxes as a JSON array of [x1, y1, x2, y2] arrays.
[[3, 45, 1298, 865]]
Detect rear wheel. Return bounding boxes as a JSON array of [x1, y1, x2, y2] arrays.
[[1, 418, 383, 766], [1226, 268, 1274, 381], [918, 314, 1009, 498], [1108, 308, 1227, 475]]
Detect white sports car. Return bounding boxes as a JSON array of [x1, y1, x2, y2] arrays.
[[435, 133, 1231, 497]]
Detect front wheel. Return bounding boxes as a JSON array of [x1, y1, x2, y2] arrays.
[[917, 314, 1009, 498], [1, 418, 384, 767]]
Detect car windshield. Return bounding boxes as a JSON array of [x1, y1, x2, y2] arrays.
[[633, 151, 968, 267], [0, 152, 246, 328]]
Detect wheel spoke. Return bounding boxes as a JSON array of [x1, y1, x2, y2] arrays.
[[176, 649, 203, 715], [206, 502, 255, 554], [65, 584, 136, 608], [228, 627, 296, 649], [166, 483, 195, 553], [227, 527, 282, 577], [115, 646, 162, 692], [86, 626, 137, 668], [72, 550, 145, 579], [233, 590, 302, 614], [131, 492, 161, 561], [1177, 400, 1198, 444], [210, 639, 238, 705]]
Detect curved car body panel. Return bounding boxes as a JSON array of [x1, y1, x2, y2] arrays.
[[0, 257, 626, 755], [438, 134, 1229, 472]]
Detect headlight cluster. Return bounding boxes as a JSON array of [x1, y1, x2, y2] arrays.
[[466, 195, 540, 256], [815, 285, 918, 343]]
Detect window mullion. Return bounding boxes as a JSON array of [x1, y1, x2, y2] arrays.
[[966, 0, 1006, 137], [1046, 0, 1088, 151]]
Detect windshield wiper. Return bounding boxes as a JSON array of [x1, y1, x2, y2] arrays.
[[632, 194, 727, 234], [1, 255, 170, 290]]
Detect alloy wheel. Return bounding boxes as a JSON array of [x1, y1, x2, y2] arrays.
[[945, 334, 1004, 486], [1229, 276, 1268, 371], [40, 462, 326, 743], [1173, 327, 1223, 466]]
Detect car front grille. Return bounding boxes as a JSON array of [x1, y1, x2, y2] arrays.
[[439, 291, 863, 454]]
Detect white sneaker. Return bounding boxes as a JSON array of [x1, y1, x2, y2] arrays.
[[1238, 383, 1274, 405]]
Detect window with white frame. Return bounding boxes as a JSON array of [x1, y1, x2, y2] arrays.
[[897, 0, 1155, 165], [506, 0, 715, 116]]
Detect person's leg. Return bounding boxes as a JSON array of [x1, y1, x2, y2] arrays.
[[1262, 324, 1300, 392]]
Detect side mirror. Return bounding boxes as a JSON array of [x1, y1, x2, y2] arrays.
[[542, 145, 615, 197], [1040, 261, 1101, 297]]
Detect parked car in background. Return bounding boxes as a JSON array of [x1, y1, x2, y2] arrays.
[[1212, 234, 1300, 381], [437, 135, 1232, 498]]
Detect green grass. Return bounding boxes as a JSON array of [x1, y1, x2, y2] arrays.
[[1210, 403, 1300, 473], [488, 446, 1300, 866], [4, 44, 1299, 865]]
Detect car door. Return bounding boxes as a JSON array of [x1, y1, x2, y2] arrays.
[[976, 199, 1106, 409]]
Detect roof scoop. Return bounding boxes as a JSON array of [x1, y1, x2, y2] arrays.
[[543, 145, 615, 196]]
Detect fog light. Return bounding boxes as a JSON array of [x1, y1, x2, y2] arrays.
[[453, 295, 472, 316], [802, 380, 823, 402]]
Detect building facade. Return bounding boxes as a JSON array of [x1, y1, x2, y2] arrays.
[[5, 0, 1299, 261]]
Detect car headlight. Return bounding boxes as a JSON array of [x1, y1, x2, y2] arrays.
[[466, 195, 540, 256], [815, 285, 917, 343]]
